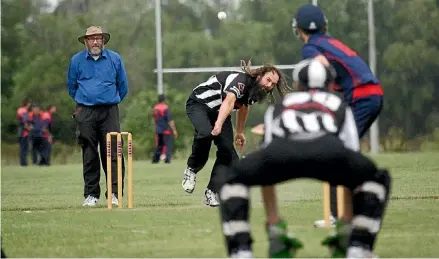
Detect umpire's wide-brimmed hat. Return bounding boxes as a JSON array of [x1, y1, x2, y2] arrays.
[[77, 26, 110, 45]]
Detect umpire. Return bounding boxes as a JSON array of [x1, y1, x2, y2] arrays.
[[67, 26, 129, 207]]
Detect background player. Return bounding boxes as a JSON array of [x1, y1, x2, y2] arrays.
[[218, 59, 392, 258], [152, 94, 178, 164], [182, 60, 291, 207], [292, 4, 384, 227]]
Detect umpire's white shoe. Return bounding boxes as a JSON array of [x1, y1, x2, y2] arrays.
[[182, 167, 196, 193], [204, 189, 220, 207], [82, 195, 98, 206], [313, 215, 336, 228]]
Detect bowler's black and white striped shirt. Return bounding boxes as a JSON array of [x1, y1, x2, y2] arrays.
[[189, 71, 257, 111]]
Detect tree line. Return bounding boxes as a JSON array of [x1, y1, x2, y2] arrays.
[[2, 0, 439, 163]]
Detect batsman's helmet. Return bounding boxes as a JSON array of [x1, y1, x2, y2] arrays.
[[293, 59, 336, 90], [292, 4, 328, 37]]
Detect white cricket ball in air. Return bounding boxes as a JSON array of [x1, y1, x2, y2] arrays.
[[217, 11, 227, 20]]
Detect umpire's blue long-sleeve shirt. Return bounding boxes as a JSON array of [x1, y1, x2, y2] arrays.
[[67, 49, 128, 106]]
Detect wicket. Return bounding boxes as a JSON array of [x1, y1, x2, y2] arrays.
[[106, 132, 133, 209], [323, 183, 350, 227]]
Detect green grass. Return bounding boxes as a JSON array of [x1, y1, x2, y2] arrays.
[[2, 152, 439, 257]]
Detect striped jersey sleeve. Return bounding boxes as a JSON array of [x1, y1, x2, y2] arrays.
[[190, 72, 250, 111]]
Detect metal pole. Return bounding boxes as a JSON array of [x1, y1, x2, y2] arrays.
[[368, 0, 379, 154], [312, 0, 318, 5], [155, 0, 164, 95]]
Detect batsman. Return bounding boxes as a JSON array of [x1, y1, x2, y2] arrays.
[[291, 4, 385, 227], [217, 59, 392, 258]]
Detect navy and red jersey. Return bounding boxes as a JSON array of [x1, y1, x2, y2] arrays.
[[25, 112, 49, 138], [302, 33, 383, 103], [41, 111, 53, 138], [153, 103, 172, 135]]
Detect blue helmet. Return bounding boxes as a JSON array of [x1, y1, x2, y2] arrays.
[[292, 4, 328, 36]]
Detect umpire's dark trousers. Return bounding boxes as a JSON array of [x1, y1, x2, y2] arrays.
[[1, 238, 6, 258], [75, 104, 125, 199], [186, 98, 239, 193]]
